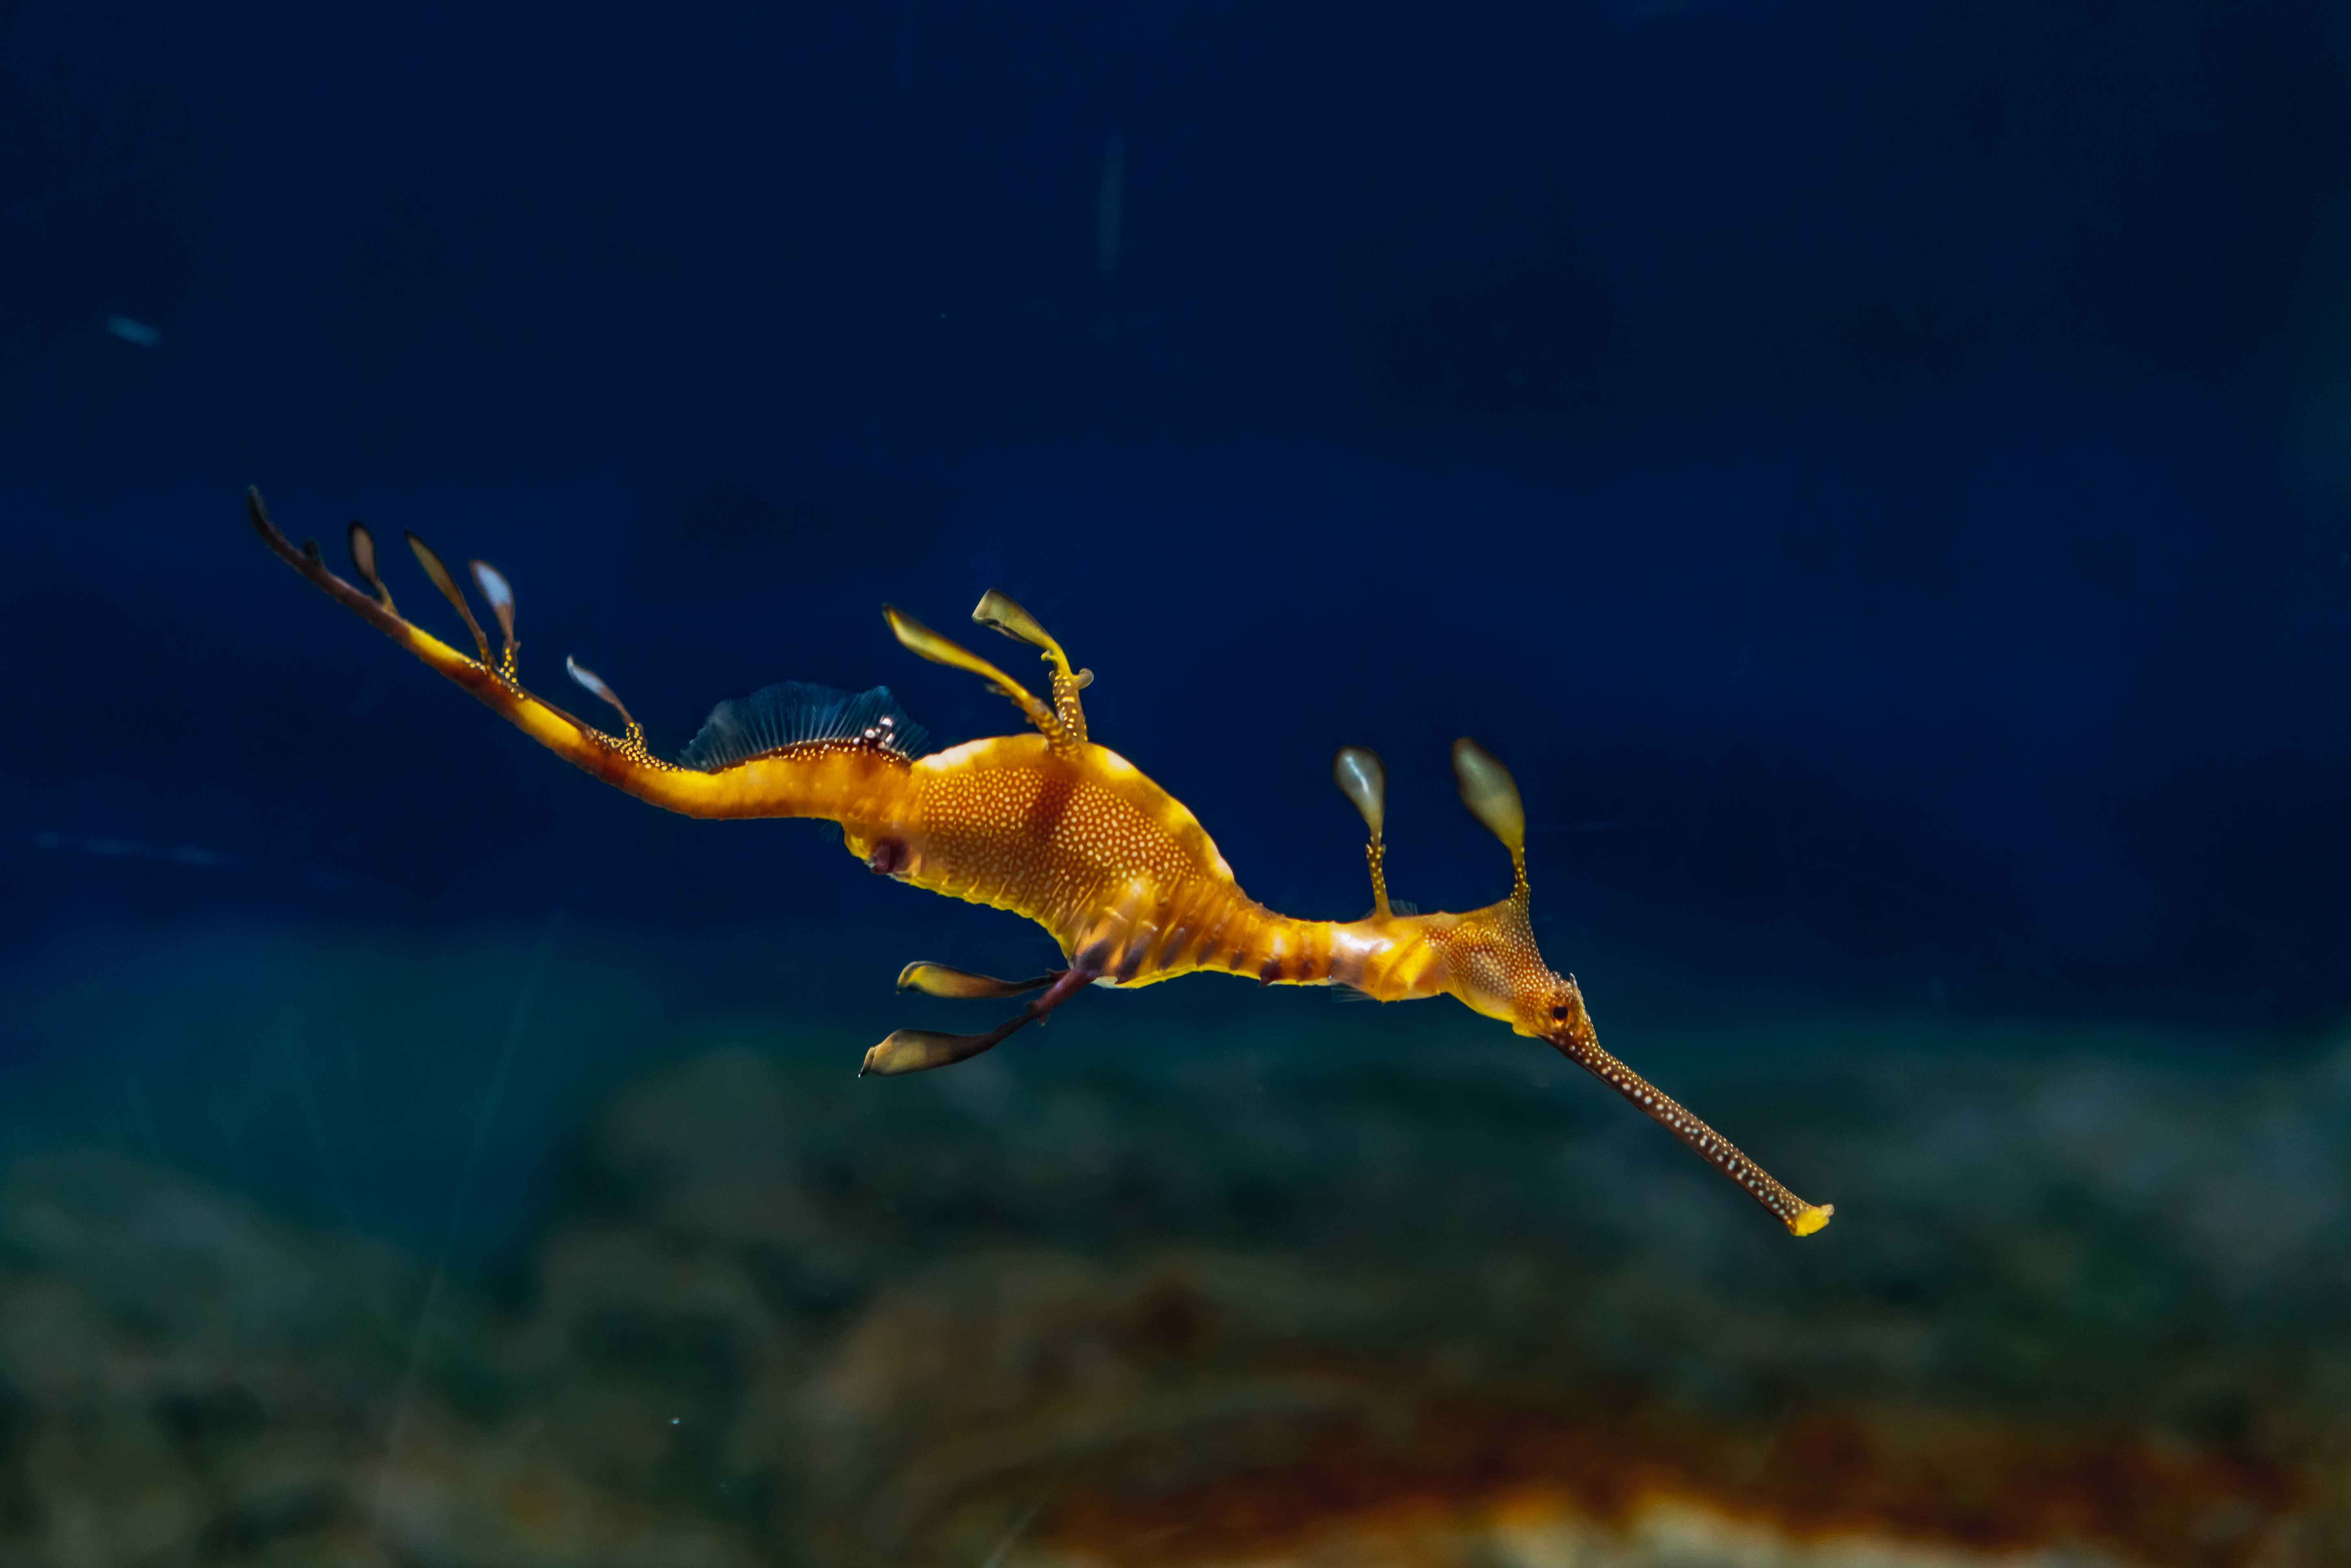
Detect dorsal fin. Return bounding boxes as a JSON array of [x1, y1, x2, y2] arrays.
[[680, 681, 929, 772]]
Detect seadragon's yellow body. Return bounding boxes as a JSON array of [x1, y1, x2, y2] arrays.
[[247, 489, 1832, 1236]]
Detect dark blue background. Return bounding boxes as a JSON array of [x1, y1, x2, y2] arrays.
[[9, 0, 2351, 1031]]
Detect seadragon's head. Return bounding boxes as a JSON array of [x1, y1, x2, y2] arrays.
[[1331, 738, 1833, 1237]]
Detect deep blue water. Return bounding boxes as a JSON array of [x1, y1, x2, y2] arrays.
[[10, 0, 2351, 1030], [2, 6, 2349, 1557]]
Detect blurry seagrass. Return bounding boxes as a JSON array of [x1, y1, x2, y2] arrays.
[[0, 1016, 2342, 1565]]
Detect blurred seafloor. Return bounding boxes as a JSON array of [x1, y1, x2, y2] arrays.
[[0, 920, 2343, 1568]]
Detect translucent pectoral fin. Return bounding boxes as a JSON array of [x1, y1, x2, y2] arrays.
[[683, 682, 928, 770]]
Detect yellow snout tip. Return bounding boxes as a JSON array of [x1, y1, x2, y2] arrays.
[[1788, 1202, 1835, 1237]]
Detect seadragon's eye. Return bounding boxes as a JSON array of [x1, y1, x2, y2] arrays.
[[1551, 1003, 1568, 1020]]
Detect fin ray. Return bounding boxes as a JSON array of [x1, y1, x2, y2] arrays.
[[681, 680, 928, 772]]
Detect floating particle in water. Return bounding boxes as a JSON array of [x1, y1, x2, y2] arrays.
[[29, 829, 240, 871], [105, 315, 161, 348], [1097, 130, 1123, 279]]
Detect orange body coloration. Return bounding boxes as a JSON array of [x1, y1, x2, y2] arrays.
[[248, 489, 1832, 1236]]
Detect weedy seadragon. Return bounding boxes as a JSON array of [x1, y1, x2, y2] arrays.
[[248, 489, 1832, 1235]]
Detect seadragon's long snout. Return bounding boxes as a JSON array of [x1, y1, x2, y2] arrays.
[[1330, 736, 1835, 1237]]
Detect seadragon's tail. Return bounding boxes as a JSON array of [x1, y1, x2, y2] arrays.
[[246, 487, 922, 824]]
